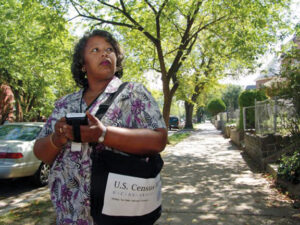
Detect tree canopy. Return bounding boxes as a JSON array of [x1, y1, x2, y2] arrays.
[[58, 0, 292, 127], [1, 0, 294, 124], [222, 84, 243, 111], [0, 0, 76, 121], [207, 98, 226, 116]]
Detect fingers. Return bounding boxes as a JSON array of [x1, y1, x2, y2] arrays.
[[54, 114, 104, 143], [80, 112, 104, 143], [86, 111, 99, 125], [62, 124, 74, 140], [55, 118, 65, 135], [54, 117, 74, 142], [60, 117, 66, 122]]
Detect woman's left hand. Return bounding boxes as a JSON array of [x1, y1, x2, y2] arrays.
[[80, 111, 106, 143]]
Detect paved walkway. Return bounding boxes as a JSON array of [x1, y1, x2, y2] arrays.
[[156, 121, 299, 225]]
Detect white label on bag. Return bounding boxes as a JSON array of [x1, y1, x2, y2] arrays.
[[102, 173, 162, 216], [71, 142, 81, 152]]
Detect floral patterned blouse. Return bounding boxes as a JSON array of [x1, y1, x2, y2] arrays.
[[38, 76, 166, 225]]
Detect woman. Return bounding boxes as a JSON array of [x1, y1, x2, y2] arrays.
[[34, 30, 167, 224]]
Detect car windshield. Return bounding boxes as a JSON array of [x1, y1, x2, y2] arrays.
[[170, 117, 178, 122], [0, 125, 41, 141]]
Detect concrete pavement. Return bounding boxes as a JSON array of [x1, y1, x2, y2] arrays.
[[156, 121, 299, 225]]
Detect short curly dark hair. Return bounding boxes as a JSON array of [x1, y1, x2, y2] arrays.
[[71, 30, 124, 88]]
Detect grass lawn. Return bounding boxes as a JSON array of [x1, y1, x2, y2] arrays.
[[168, 130, 192, 146]]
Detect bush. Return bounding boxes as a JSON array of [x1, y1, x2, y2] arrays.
[[207, 98, 226, 116], [277, 151, 300, 184]]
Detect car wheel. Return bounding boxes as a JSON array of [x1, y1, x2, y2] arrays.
[[32, 163, 50, 186]]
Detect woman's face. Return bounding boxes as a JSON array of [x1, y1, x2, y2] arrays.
[[83, 36, 117, 82]]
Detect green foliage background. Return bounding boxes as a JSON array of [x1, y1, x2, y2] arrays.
[[207, 98, 226, 116], [278, 151, 300, 184], [0, 0, 295, 124], [58, 0, 293, 127], [0, 0, 76, 121], [222, 84, 243, 111]]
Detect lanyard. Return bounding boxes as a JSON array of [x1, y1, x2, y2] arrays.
[[80, 88, 104, 113]]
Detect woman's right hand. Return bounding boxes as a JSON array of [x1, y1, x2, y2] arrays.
[[53, 117, 69, 148], [34, 117, 71, 165]]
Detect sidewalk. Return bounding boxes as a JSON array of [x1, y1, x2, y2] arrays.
[[156, 121, 299, 225]]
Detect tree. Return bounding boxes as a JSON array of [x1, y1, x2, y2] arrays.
[[178, 62, 221, 128], [222, 84, 242, 111], [175, 31, 248, 129], [175, 25, 254, 129], [49, 0, 291, 127], [207, 98, 226, 116], [0, 0, 76, 121], [175, 42, 221, 128], [196, 106, 206, 122]]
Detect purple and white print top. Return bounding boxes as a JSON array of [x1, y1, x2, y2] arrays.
[[37, 76, 166, 224]]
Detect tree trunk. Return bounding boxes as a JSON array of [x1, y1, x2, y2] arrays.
[[161, 71, 179, 129], [16, 100, 23, 122], [13, 90, 23, 122], [184, 101, 194, 129], [162, 92, 172, 129]]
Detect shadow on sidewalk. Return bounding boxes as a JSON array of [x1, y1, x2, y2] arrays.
[[156, 127, 297, 225]]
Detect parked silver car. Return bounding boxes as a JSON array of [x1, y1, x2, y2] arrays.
[[0, 122, 49, 186]]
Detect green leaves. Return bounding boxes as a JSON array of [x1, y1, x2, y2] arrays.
[[60, 0, 293, 125], [0, 0, 75, 121], [278, 151, 300, 184], [222, 85, 243, 111], [207, 98, 226, 116]]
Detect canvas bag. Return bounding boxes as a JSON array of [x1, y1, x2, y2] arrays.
[[90, 82, 164, 225]]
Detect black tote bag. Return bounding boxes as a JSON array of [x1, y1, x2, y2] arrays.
[[90, 82, 164, 225]]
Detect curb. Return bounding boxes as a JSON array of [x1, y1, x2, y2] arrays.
[[266, 163, 278, 178]]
